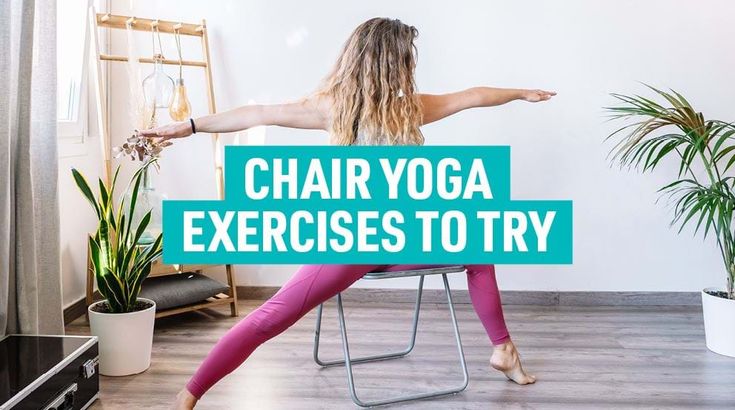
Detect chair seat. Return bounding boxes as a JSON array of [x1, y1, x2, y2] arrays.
[[363, 265, 465, 280]]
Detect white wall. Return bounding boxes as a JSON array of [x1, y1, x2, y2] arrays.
[[59, 139, 103, 308], [58, 1, 108, 308], [65, 0, 732, 296]]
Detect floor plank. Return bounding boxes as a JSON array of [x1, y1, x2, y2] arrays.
[[66, 301, 735, 409]]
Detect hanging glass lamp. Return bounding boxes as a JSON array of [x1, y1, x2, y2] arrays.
[[142, 53, 175, 109]]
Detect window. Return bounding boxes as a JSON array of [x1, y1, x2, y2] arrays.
[[57, 0, 92, 143]]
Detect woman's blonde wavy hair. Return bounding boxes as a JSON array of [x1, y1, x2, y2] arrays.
[[318, 18, 424, 145]]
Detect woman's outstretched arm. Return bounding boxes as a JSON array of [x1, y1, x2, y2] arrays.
[[420, 87, 556, 125], [137, 97, 328, 140]]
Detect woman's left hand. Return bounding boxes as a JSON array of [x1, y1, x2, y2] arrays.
[[137, 120, 194, 140], [520, 89, 557, 102]]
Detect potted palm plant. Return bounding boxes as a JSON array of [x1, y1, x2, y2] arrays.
[[72, 161, 163, 375], [605, 86, 735, 357]]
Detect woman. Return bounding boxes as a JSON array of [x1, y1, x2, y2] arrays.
[[141, 17, 555, 409]]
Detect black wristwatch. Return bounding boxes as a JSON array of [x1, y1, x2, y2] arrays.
[[189, 118, 197, 134]]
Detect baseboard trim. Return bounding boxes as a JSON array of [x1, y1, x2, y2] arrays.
[[236, 286, 701, 306], [64, 290, 103, 325], [65, 287, 700, 324], [64, 297, 89, 325]]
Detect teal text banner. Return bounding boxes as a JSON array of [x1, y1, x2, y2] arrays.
[[162, 145, 573, 265]]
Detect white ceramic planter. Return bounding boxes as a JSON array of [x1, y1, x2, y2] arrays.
[[702, 288, 735, 358], [88, 298, 156, 376]]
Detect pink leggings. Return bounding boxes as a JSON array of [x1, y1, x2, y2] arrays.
[[186, 264, 509, 399]]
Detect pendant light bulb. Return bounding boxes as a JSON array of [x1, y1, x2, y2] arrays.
[[169, 78, 192, 121]]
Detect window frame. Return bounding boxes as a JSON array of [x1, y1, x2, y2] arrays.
[[57, 1, 93, 157]]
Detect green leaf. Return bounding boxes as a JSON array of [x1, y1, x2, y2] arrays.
[[714, 145, 735, 163], [98, 178, 110, 212], [129, 262, 152, 307], [120, 241, 138, 282], [71, 169, 100, 218], [126, 168, 146, 244], [100, 268, 126, 313], [132, 211, 152, 246], [116, 214, 126, 266], [88, 237, 109, 301], [723, 153, 735, 173], [109, 166, 121, 201], [136, 234, 163, 270]]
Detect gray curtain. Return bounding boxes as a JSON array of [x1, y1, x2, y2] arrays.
[[0, 0, 63, 335]]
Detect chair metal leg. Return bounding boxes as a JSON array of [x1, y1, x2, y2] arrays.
[[313, 275, 424, 367], [441, 273, 470, 392], [320, 274, 469, 408]]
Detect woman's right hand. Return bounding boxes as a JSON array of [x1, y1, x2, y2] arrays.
[[137, 120, 194, 140]]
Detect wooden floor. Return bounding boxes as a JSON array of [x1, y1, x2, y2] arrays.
[[66, 299, 735, 409]]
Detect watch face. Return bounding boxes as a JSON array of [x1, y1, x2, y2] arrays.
[[0, 335, 91, 404]]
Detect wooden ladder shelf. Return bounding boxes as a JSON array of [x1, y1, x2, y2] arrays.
[[86, 9, 238, 318]]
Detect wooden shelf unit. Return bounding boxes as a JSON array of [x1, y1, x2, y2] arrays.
[[86, 8, 238, 318]]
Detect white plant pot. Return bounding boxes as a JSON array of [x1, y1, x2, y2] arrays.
[[88, 298, 156, 376], [702, 288, 735, 358]]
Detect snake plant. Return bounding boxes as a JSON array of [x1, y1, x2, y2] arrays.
[[606, 85, 735, 300], [72, 161, 163, 313]]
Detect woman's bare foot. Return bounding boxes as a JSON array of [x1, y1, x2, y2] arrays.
[[490, 340, 537, 385], [171, 389, 197, 410]]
